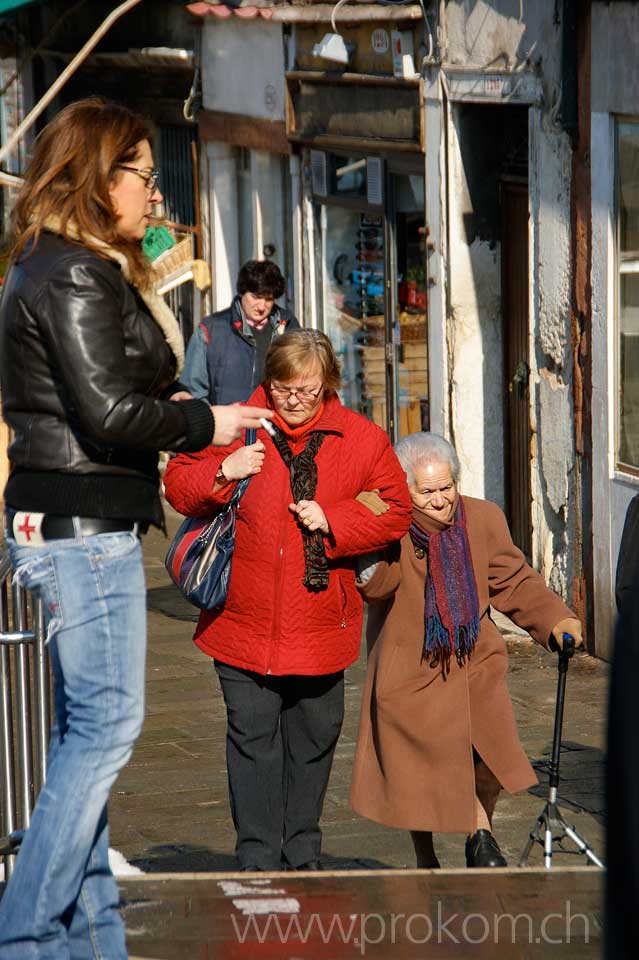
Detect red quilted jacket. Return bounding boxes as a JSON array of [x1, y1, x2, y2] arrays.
[[164, 387, 412, 675]]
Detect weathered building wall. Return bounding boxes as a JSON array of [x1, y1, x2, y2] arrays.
[[446, 105, 504, 505], [440, 0, 576, 599], [444, 0, 559, 76], [530, 115, 575, 596], [591, 2, 639, 115], [198, 18, 294, 310], [201, 19, 285, 121]]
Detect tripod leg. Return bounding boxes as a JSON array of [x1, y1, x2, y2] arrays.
[[518, 832, 535, 867], [544, 820, 553, 868], [561, 823, 605, 869], [518, 807, 548, 867]]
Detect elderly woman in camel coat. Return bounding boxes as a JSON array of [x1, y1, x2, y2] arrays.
[[350, 432, 583, 869]]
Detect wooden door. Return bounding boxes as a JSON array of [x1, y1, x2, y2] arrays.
[[501, 180, 532, 561]]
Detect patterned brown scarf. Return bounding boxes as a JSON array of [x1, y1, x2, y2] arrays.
[[270, 427, 328, 591]]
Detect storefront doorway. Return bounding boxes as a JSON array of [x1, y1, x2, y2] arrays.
[[310, 150, 428, 442]]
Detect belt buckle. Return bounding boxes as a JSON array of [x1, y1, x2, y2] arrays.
[[12, 511, 46, 546]]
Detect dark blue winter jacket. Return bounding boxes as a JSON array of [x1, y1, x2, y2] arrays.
[[181, 296, 299, 405]]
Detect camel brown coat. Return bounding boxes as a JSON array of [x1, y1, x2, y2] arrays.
[[350, 496, 573, 834]]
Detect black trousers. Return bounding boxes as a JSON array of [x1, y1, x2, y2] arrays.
[[215, 661, 345, 869]]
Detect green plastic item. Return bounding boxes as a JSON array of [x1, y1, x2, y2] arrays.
[[142, 226, 176, 262]]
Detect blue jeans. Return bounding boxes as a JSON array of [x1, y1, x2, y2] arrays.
[[0, 531, 146, 959]]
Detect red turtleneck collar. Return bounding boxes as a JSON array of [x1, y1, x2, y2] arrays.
[[273, 402, 326, 442]]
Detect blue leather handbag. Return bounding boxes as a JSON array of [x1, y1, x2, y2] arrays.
[[165, 429, 255, 610]]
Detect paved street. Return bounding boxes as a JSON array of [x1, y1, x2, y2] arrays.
[[105, 504, 609, 956]]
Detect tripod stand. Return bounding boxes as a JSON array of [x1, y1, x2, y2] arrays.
[[518, 634, 604, 868]]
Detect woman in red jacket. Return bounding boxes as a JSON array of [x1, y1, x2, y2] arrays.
[[165, 329, 411, 871]]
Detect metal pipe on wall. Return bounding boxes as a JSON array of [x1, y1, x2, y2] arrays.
[[0, 0, 146, 168]]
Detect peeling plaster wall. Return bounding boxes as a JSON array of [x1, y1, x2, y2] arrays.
[[529, 114, 575, 599], [445, 0, 561, 80], [446, 99, 528, 512], [447, 116, 504, 504]]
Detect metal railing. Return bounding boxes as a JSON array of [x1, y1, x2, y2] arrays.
[[0, 549, 51, 880]]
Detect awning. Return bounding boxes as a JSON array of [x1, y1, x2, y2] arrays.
[[0, 0, 39, 14], [186, 2, 423, 23]]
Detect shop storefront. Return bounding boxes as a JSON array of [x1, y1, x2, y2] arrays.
[[286, 24, 427, 441], [307, 149, 427, 441]]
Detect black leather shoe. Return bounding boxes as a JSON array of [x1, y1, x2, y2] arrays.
[[294, 859, 323, 871], [239, 864, 268, 872], [465, 830, 507, 868]]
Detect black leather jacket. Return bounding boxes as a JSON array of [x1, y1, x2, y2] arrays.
[[0, 232, 212, 485]]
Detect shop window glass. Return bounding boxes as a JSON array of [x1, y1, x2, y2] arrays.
[[332, 156, 367, 198], [238, 147, 254, 264], [618, 122, 639, 469], [316, 170, 428, 437], [319, 206, 386, 426], [395, 173, 429, 437]]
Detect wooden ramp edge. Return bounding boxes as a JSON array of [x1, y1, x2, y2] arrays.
[[119, 867, 604, 959]]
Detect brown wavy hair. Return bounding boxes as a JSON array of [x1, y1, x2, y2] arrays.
[[265, 329, 342, 393], [11, 97, 154, 288]]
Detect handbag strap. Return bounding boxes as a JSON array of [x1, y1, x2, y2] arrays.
[[229, 427, 257, 505]]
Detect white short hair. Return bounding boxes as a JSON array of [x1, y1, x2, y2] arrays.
[[394, 432, 460, 486]]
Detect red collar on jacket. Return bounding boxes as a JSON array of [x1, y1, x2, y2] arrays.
[[248, 383, 347, 437], [273, 402, 326, 441]]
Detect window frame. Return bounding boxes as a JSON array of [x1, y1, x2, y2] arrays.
[[615, 116, 639, 477]]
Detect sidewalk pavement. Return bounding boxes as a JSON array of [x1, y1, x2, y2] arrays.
[[110, 505, 608, 875]]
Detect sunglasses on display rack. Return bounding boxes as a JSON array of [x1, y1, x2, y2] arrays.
[[345, 298, 384, 316], [351, 269, 383, 284], [357, 227, 381, 239], [356, 251, 384, 263]]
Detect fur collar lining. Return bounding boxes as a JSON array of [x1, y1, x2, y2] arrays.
[[42, 217, 185, 374]]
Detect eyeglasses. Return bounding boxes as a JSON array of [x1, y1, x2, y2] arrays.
[[116, 165, 160, 193], [270, 383, 324, 404]]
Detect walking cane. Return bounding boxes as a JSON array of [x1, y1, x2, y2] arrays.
[[518, 634, 605, 868]]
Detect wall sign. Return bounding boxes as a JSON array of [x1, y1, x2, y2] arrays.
[[264, 83, 277, 114], [444, 69, 543, 105], [372, 28, 389, 54]]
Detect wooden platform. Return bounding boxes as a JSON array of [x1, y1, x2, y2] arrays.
[[121, 866, 602, 959]]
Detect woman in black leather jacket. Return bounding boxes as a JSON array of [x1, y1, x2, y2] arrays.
[[0, 98, 271, 959]]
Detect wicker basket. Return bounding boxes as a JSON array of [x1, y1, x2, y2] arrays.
[[152, 234, 193, 280], [401, 322, 427, 342]]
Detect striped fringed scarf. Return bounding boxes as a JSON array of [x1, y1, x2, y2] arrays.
[[409, 499, 480, 671]]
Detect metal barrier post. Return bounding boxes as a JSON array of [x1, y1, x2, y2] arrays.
[[12, 581, 34, 829], [33, 600, 49, 793], [0, 550, 49, 881], [0, 573, 17, 879]]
